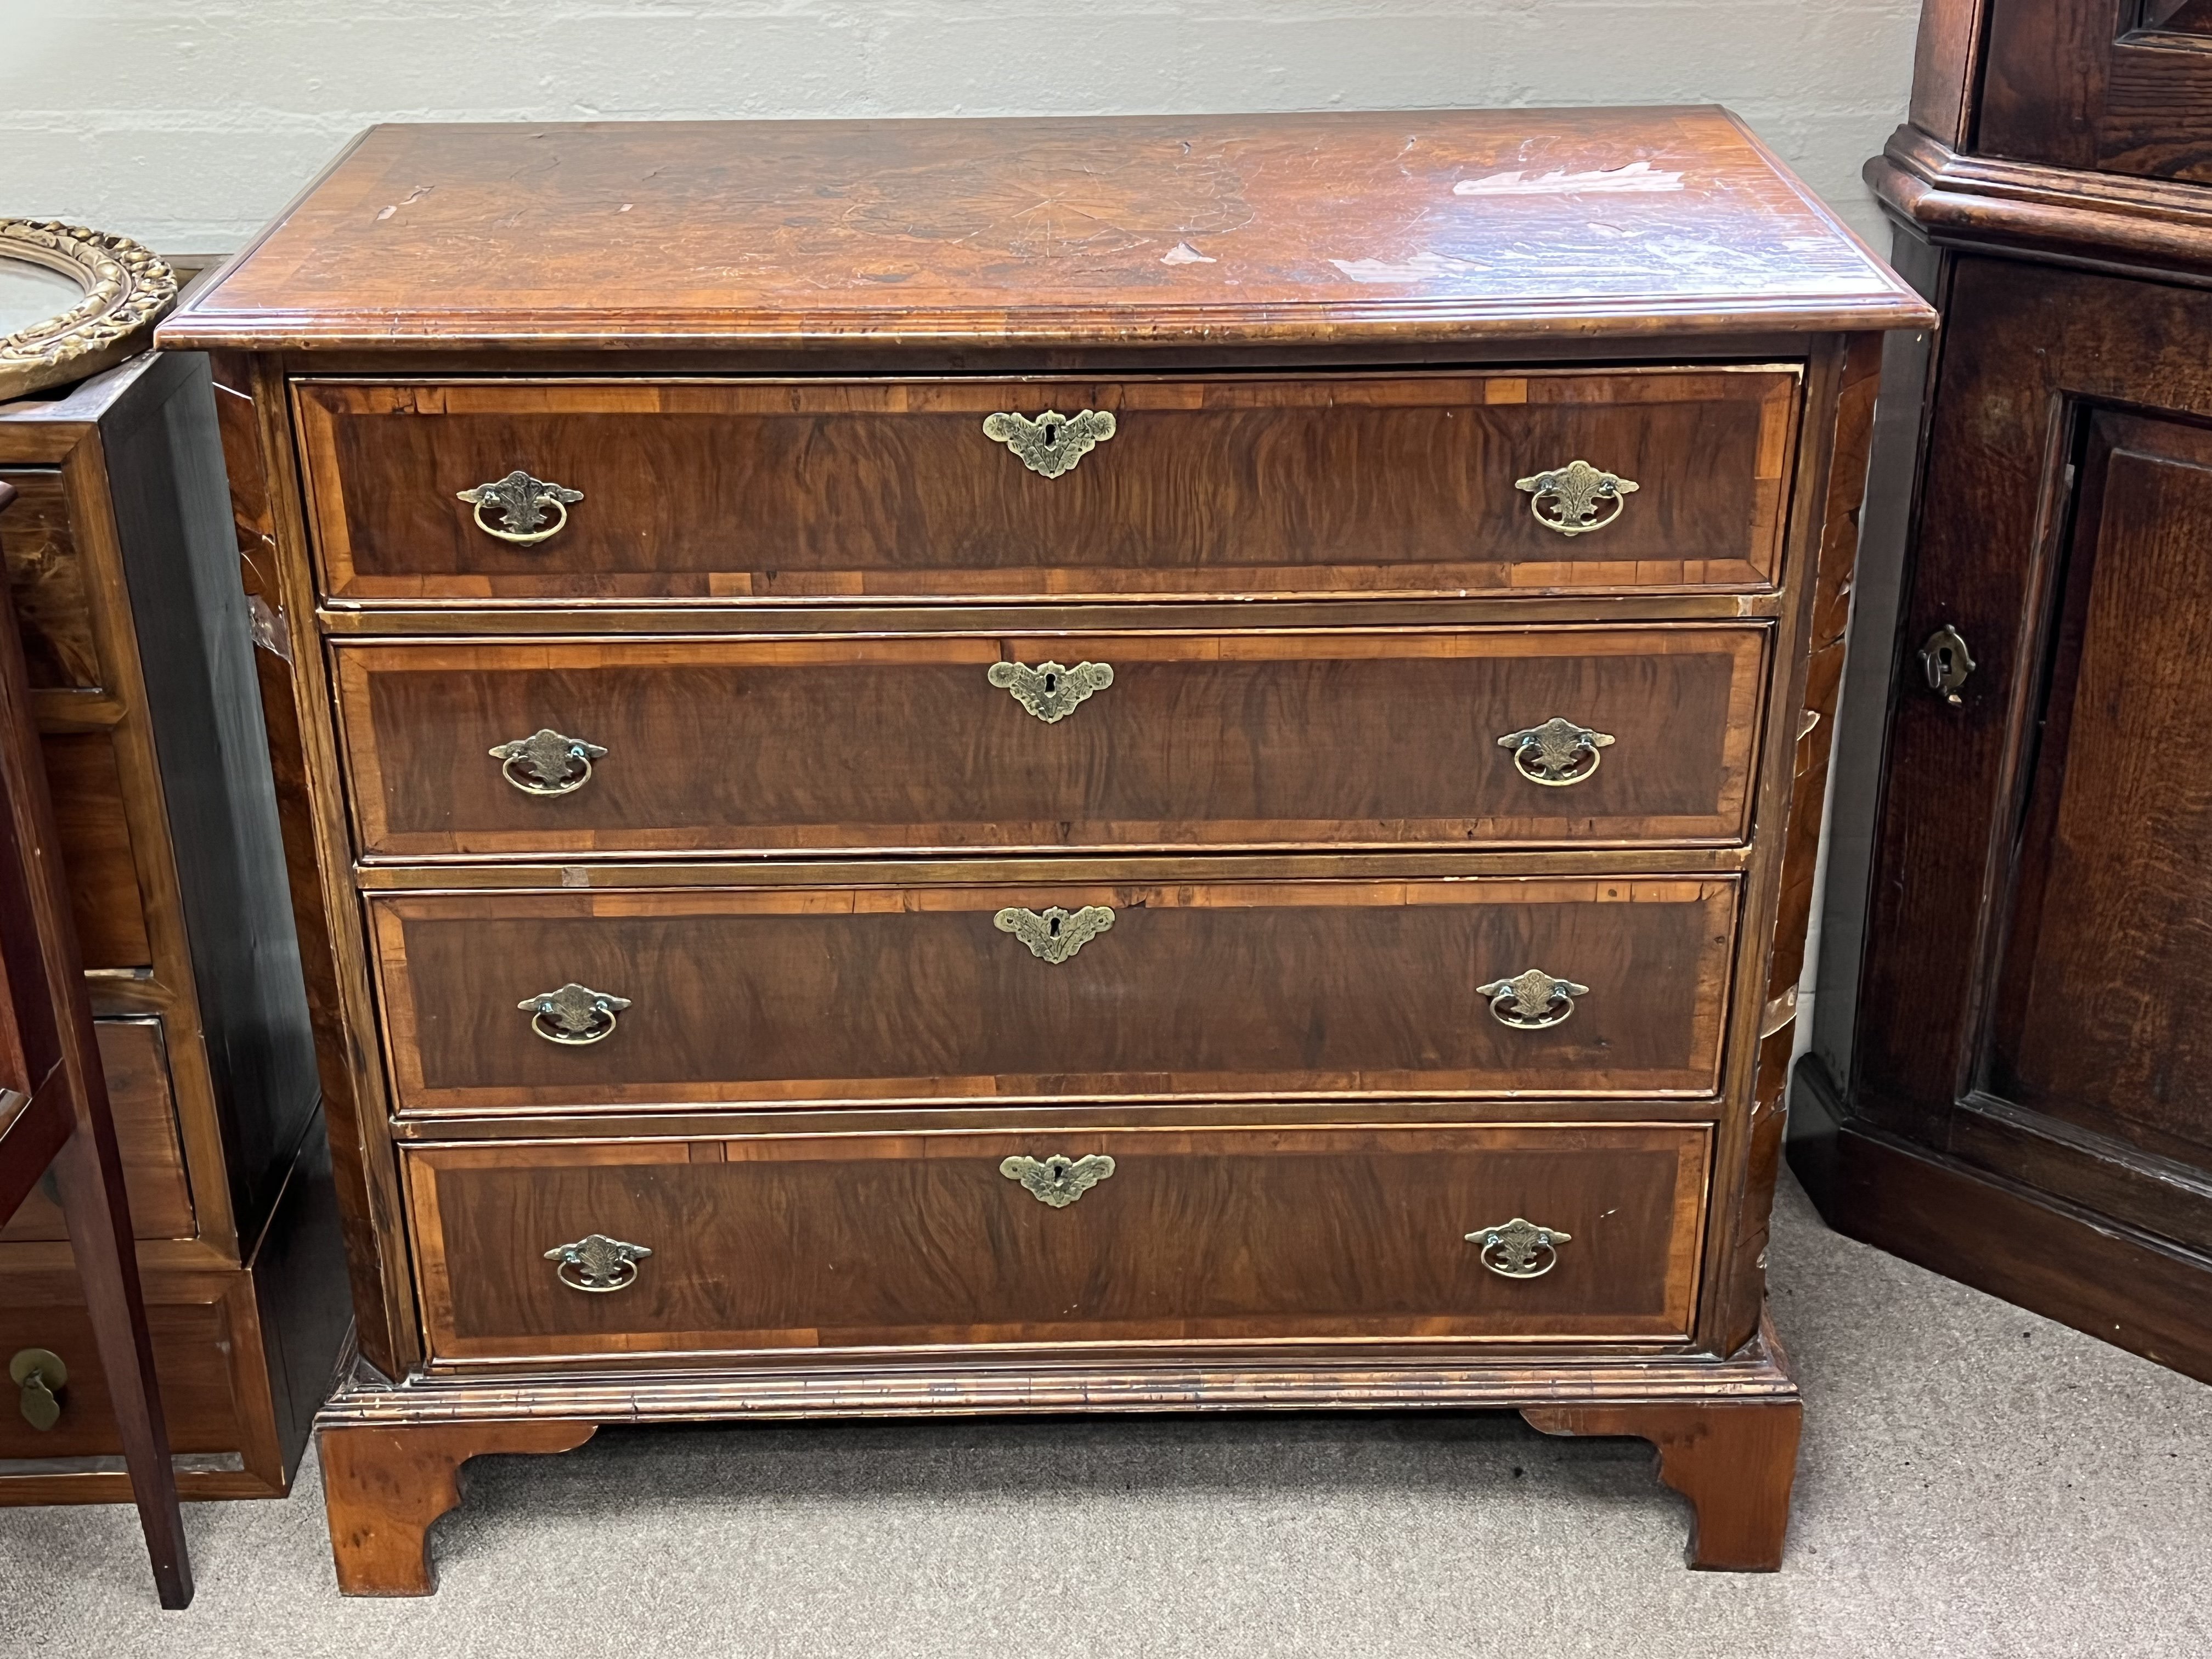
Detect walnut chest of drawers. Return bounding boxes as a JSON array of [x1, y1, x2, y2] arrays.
[[159, 107, 1931, 1593]]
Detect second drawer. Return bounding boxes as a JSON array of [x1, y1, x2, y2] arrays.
[[368, 875, 1739, 1114], [335, 628, 1769, 857]]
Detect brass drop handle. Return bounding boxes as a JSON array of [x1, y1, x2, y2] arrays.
[[994, 905, 1114, 964], [1498, 716, 1616, 786], [1001, 1153, 1117, 1207], [1477, 968, 1589, 1030], [982, 408, 1117, 477], [1515, 459, 1639, 537], [490, 728, 608, 796], [1465, 1217, 1572, 1279], [988, 659, 1113, 723], [544, 1233, 651, 1293], [9, 1348, 67, 1431], [520, 982, 631, 1045], [458, 469, 584, 544]]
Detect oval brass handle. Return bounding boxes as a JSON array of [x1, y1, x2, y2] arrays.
[[520, 982, 631, 1045], [1477, 968, 1589, 1030], [9, 1348, 66, 1431], [1498, 716, 1616, 786], [994, 905, 1113, 964], [1464, 1217, 1572, 1279], [988, 660, 1113, 723], [489, 728, 608, 796], [982, 408, 1117, 478], [1001, 1153, 1116, 1208], [1514, 459, 1639, 537], [458, 469, 584, 544], [544, 1233, 651, 1293]]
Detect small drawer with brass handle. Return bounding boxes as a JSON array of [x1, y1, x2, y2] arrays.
[[10, 1347, 67, 1431], [369, 877, 1731, 1115], [297, 369, 1796, 602], [456, 470, 583, 545], [402, 1124, 1710, 1364]]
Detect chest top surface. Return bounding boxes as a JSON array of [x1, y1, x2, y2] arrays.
[[161, 106, 1928, 354]]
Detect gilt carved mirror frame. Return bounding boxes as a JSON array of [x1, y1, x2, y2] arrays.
[[0, 219, 177, 400]]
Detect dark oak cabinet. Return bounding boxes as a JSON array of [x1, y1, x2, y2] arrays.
[[1794, 0, 2212, 1381]]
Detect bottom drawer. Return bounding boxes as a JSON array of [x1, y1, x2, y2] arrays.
[[0, 1287, 250, 1467], [406, 1123, 1711, 1364]]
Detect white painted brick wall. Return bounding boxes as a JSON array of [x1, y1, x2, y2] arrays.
[[2, 1, 1919, 253]]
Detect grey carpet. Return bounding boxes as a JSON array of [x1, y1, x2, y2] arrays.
[[4, 1171, 2208, 1658]]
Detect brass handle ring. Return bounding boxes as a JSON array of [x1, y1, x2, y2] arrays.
[[988, 659, 1113, 723], [982, 408, 1117, 478], [1465, 1217, 1572, 1279], [1477, 968, 1589, 1030], [520, 982, 631, 1046], [544, 1233, 651, 1293], [458, 469, 584, 545], [490, 729, 608, 797], [1514, 459, 1639, 538], [1498, 716, 1615, 786]]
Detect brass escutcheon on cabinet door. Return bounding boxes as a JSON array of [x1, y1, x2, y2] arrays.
[[489, 727, 608, 795], [1464, 1217, 1571, 1278], [9, 1348, 66, 1431], [457, 469, 584, 544], [520, 982, 631, 1045], [981, 408, 1117, 478], [1498, 716, 1616, 786], [1001, 1153, 1117, 1207], [987, 659, 1114, 723], [1514, 459, 1639, 537], [544, 1233, 652, 1293], [994, 905, 1114, 964], [1477, 967, 1589, 1029]]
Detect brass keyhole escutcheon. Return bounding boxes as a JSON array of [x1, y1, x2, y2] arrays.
[[1920, 623, 1975, 706], [982, 409, 1118, 478], [9, 1348, 67, 1432], [988, 660, 1113, 723], [994, 905, 1114, 964]]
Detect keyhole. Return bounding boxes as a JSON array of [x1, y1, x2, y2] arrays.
[[1042, 422, 1060, 447], [1048, 916, 1063, 937], [1043, 672, 1058, 693]]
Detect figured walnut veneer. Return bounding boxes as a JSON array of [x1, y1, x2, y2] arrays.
[[159, 107, 1929, 1592]]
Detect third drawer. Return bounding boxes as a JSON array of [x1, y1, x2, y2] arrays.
[[335, 628, 1769, 858], [368, 874, 1738, 1114]]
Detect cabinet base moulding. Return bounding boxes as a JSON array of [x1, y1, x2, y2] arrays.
[[314, 1321, 1801, 1594]]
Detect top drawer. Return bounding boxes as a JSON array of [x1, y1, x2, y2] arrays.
[[293, 370, 1802, 605]]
